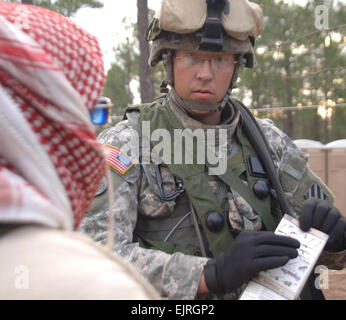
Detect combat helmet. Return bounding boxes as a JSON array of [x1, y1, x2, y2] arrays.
[[146, 0, 263, 109]]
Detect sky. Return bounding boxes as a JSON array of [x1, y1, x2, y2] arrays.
[[72, 0, 161, 72]]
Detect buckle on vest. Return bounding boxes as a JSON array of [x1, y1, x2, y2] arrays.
[[155, 164, 185, 201]]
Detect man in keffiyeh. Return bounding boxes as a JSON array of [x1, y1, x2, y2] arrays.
[[0, 2, 158, 299]]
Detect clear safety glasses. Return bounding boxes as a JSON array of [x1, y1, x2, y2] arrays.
[[174, 52, 236, 72]]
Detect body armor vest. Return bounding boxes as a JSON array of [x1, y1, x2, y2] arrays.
[[124, 96, 283, 258]]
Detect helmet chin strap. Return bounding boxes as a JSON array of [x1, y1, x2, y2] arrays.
[[169, 87, 232, 115]]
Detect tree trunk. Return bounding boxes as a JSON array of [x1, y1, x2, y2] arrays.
[[22, 0, 33, 4], [283, 56, 294, 137], [137, 0, 153, 103]]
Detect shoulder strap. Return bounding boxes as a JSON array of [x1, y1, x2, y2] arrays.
[[123, 95, 167, 120], [230, 98, 293, 216]]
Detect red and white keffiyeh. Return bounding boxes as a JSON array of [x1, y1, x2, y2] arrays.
[[0, 3, 106, 230]]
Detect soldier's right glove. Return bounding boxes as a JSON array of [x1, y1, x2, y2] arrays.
[[203, 231, 300, 294]]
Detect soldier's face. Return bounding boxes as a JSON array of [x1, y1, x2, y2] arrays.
[[173, 50, 236, 113]]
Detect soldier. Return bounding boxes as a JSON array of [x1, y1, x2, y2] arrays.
[[81, 0, 346, 299], [0, 3, 158, 299]]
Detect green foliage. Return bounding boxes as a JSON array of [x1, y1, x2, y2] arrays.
[[103, 18, 139, 116], [103, 63, 134, 115], [15, 0, 103, 17], [104, 11, 165, 116], [234, 0, 346, 142]]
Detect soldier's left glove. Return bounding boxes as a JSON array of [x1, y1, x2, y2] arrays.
[[299, 198, 346, 252], [203, 231, 300, 294]]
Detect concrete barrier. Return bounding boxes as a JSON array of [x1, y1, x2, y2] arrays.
[[294, 139, 346, 217]]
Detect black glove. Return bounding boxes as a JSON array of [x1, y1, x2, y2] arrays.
[[204, 231, 300, 294], [299, 198, 346, 252]]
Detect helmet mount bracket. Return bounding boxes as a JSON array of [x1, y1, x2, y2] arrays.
[[199, 0, 228, 52]]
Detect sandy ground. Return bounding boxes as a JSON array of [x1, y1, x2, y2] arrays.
[[321, 269, 346, 300]]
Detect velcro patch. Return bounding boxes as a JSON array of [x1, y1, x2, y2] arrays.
[[104, 145, 134, 175], [284, 164, 303, 181], [304, 183, 328, 201]]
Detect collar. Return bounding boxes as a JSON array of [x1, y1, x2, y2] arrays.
[[168, 91, 240, 152]]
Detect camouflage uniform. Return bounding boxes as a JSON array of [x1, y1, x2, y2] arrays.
[[80, 95, 343, 299]]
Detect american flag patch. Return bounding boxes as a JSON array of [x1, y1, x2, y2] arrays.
[[304, 183, 328, 201], [104, 145, 134, 175]]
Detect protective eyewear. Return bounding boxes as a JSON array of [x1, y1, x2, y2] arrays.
[[174, 52, 236, 71]]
